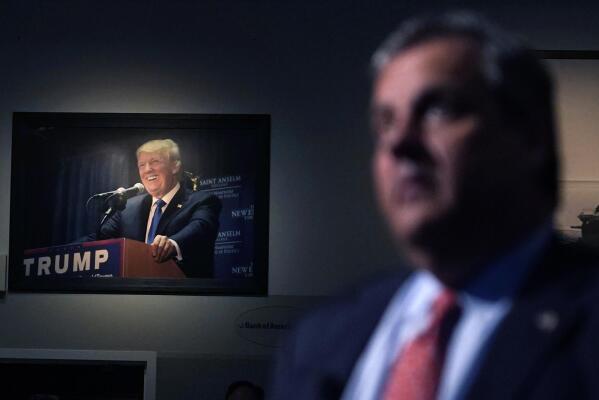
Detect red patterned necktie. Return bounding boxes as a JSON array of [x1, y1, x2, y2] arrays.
[[382, 290, 461, 400]]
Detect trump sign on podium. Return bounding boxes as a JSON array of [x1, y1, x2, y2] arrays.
[[20, 239, 185, 280]]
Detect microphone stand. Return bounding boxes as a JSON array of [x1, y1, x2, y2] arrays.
[[95, 193, 127, 239]]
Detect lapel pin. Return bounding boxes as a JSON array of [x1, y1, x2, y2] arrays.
[[177, 204, 182, 208], [535, 310, 559, 333]]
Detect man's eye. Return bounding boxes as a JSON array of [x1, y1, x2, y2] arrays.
[[424, 105, 454, 121], [372, 108, 396, 137], [422, 100, 467, 125]]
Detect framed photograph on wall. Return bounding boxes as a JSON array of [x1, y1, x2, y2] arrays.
[[538, 51, 599, 245], [9, 112, 270, 295]]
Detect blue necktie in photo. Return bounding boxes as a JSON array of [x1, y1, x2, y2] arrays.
[[147, 199, 166, 244]]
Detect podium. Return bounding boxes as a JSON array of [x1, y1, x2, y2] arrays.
[[22, 238, 185, 279], [114, 238, 185, 278]]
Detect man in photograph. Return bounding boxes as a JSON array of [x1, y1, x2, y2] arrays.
[[270, 12, 599, 399], [94, 138, 221, 278]]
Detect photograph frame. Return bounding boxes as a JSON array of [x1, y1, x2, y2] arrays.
[[9, 112, 270, 295], [538, 50, 599, 244]]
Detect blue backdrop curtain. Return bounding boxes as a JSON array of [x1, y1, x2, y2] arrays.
[[51, 147, 132, 245]]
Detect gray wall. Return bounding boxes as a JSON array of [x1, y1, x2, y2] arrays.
[[1, 1, 599, 399]]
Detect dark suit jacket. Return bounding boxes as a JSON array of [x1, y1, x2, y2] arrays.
[[94, 187, 221, 278], [269, 237, 599, 399]]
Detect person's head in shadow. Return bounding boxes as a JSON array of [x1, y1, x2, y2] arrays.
[[225, 380, 264, 400]]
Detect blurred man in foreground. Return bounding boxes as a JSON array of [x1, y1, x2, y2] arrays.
[[270, 12, 599, 400]]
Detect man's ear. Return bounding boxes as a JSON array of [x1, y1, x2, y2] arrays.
[[172, 160, 181, 175]]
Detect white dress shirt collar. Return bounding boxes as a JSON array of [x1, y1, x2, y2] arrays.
[[153, 182, 180, 207]]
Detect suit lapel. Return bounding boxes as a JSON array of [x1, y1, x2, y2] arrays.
[[135, 195, 152, 241], [156, 187, 187, 234], [465, 239, 595, 399], [319, 272, 412, 399], [465, 287, 582, 399]]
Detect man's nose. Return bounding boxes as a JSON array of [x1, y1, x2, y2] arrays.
[[142, 163, 153, 173], [387, 120, 429, 163]]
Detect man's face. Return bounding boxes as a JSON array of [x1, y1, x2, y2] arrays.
[[371, 38, 533, 252], [137, 151, 179, 198]]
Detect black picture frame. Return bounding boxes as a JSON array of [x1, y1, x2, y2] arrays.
[[9, 112, 270, 295]]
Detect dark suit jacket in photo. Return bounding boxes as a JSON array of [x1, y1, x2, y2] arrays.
[[93, 187, 221, 278], [269, 237, 599, 399]]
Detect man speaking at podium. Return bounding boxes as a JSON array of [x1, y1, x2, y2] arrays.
[[93, 139, 221, 278]]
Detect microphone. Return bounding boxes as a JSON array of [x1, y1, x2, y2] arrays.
[[93, 183, 146, 200]]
